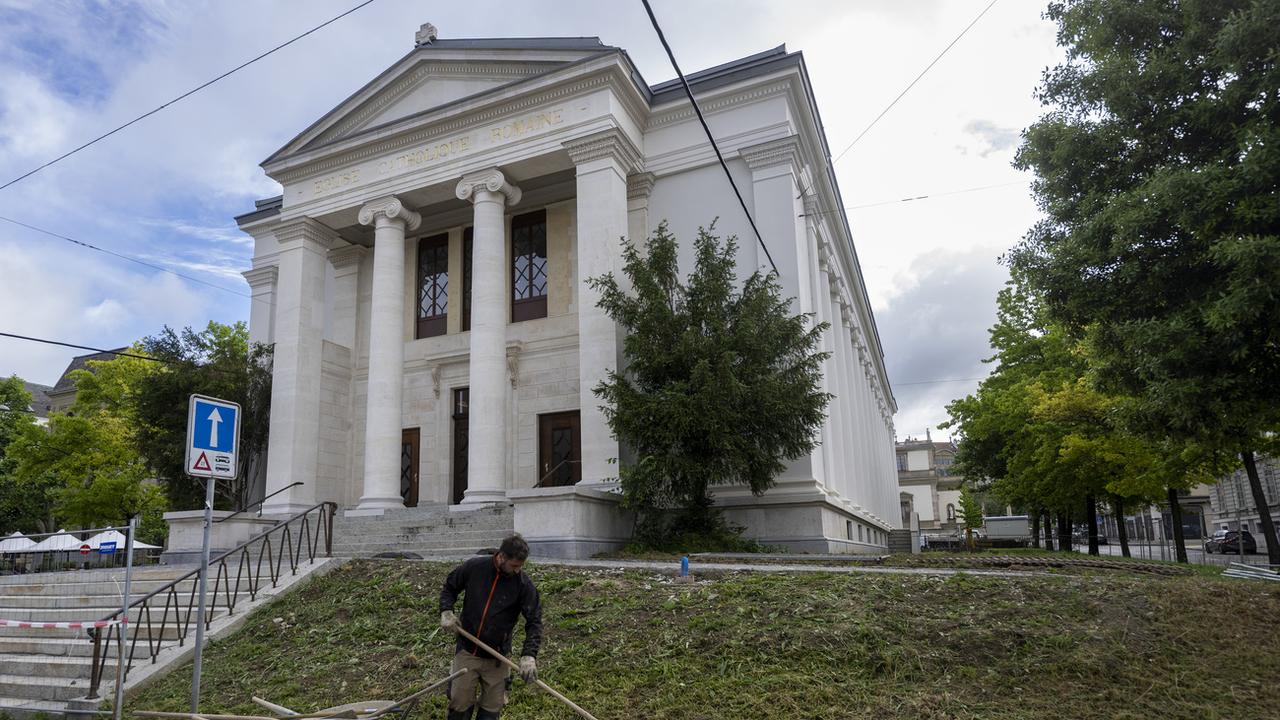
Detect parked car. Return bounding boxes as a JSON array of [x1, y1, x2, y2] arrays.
[[1204, 529, 1257, 554]]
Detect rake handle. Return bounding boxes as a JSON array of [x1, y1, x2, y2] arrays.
[[451, 625, 600, 720]]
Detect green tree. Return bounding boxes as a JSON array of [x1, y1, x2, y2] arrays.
[[0, 376, 55, 533], [589, 222, 830, 545], [6, 375, 167, 543], [131, 322, 273, 511], [1010, 0, 1280, 564]]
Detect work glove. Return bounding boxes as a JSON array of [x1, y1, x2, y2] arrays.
[[440, 610, 458, 632], [519, 655, 537, 684]]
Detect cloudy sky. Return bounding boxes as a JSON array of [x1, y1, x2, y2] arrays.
[[0, 0, 1061, 439]]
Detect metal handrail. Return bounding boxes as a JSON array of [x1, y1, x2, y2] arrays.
[[86, 501, 336, 697], [536, 459, 580, 488], [214, 481, 304, 523]]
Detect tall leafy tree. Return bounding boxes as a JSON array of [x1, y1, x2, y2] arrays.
[[589, 222, 830, 544], [1010, 0, 1280, 563], [131, 322, 273, 511]]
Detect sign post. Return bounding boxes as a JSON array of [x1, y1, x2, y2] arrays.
[[185, 395, 240, 712], [112, 515, 136, 720]]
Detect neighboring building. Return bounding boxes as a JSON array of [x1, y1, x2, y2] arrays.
[[44, 349, 125, 414], [896, 436, 964, 533], [235, 27, 900, 557], [20, 381, 53, 426], [1207, 456, 1279, 543]]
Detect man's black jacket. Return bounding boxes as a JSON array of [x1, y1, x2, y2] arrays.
[[439, 554, 543, 659]]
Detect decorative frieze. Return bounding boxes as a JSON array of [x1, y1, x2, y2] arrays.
[[242, 265, 278, 291], [563, 128, 642, 173], [738, 134, 803, 176], [327, 244, 366, 274], [273, 217, 341, 250], [626, 171, 656, 201]]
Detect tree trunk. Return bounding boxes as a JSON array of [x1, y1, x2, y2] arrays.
[[1166, 486, 1188, 564], [1043, 510, 1055, 551], [1086, 495, 1099, 556], [1031, 511, 1041, 549], [1242, 450, 1280, 567], [1114, 496, 1130, 558], [1057, 511, 1072, 553]]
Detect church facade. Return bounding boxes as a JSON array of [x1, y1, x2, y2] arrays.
[[236, 28, 899, 557]]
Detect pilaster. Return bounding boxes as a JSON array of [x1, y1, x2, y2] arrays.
[[565, 129, 638, 488], [263, 217, 338, 515]]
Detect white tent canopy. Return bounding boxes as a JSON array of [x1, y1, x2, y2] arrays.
[[28, 530, 85, 552], [83, 530, 160, 550], [0, 532, 35, 553]]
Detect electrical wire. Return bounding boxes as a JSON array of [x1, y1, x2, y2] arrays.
[[0, 0, 379, 192], [0, 215, 251, 298], [640, 0, 780, 276]]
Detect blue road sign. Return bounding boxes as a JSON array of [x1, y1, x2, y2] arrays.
[[99, 541, 117, 555], [186, 395, 241, 479], [191, 399, 237, 452]]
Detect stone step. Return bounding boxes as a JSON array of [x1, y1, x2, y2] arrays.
[[0, 568, 193, 586], [0, 695, 73, 719], [0, 578, 208, 597], [0, 636, 107, 657], [331, 528, 512, 543], [0, 673, 91, 701], [0, 653, 109, 680]]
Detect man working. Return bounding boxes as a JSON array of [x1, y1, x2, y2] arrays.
[[439, 533, 543, 720]]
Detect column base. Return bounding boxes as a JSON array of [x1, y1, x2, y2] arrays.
[[461, 488, 508, 504], [355, 495, 405, 512]]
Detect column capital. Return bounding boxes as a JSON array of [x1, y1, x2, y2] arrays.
[[274, 217, 340, 250], [327, 244, 366, 274], [627, 171, 656, 201], [739, 134, 803, 176], [455, 168, 522, 206], [242, 264, 278, 291], [358, 195, 421, 231], [564, 128, 642, 174]]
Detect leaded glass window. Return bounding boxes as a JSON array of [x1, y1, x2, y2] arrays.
[[511, 210, 547, 322], [416, 234, 448, 338]]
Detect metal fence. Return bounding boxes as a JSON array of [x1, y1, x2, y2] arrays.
[[86, 501, 334, 698]]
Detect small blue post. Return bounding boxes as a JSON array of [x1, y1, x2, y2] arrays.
[[680, 556, 689, 577]]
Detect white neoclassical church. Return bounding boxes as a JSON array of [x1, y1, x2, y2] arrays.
[[236, 27, 900, 557]]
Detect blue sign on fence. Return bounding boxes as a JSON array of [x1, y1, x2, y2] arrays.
[[99, 541, 117, 555]]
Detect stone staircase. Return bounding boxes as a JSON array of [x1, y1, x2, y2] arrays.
[[330, 503, 515, 558], [0, 565, 223, 715], [0, 557, 333, 717]]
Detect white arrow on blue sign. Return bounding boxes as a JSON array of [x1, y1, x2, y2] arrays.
[[185, 395, 241, 479]]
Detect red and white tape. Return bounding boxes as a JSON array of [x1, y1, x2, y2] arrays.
[[0, 618, 126, 629]]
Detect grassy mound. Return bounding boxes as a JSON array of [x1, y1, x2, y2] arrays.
[[127, 560, 1279, 719]]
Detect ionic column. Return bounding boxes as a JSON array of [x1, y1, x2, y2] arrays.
[[456, 170, 522, 503], [262, 218, 335, 514], [564, 129, 641, 487], [355, 196, 420, 511]]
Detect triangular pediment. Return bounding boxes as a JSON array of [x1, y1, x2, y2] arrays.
[[268, 41, 614, 164]]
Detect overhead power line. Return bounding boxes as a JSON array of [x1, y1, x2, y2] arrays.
[[0, 214, 251, 298], [0, 332, 172, 366], [830, 0, 1000, 165], [0, 0, 378, 192], [640, 0, 780, 276], [796, 0, 1001, 205], [893, 376, 987, 387], [800, 180, 1028, 217]]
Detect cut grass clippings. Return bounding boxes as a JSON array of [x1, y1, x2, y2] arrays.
[[126, 559, 1280, 720]]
